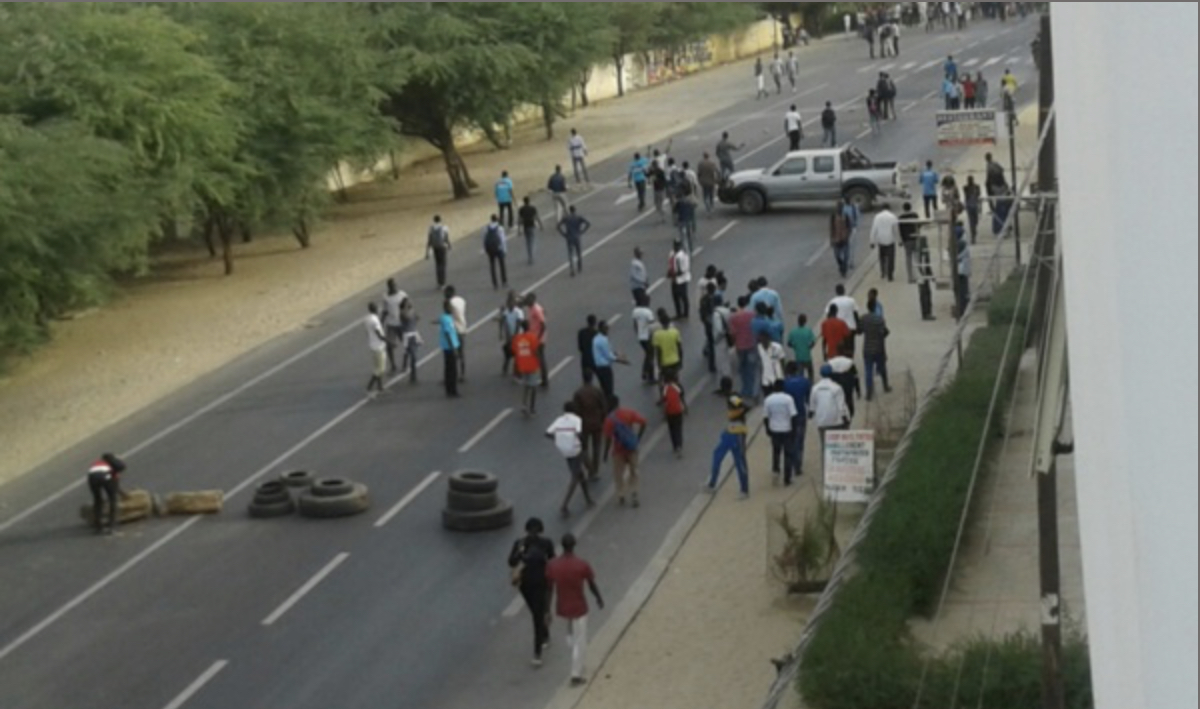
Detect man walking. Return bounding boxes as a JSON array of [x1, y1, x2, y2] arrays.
[[899, 202, 922, 284], [577, 315, 598, 385], [782, 362, 812, 478], [770, 53, 785, 95], [439, 301, 461, 398], [548, 165, 570, 222], [445, 285, 468, 383], [557, 206, 591, 277], [764, 381, 801, 486], [729, 297, 759, 402], [785, 105, 804, 151], [483, 215, 509, 290], [920, 161, 940, 219], [963, 176, 982, 243], [668, 241, 691, 321], [697, 152, 720, 215], [716, 132, 743, 179], [518, 197, 543, 266], [526, 292, 549, 387], [787, 314, 817, 382], [364, 303, 389, 399], [821, 102, 838, 147], [627, 152, 649, 212], [545, 534, 604, 687], [810, 364, 850, 459], [547, 404, 595, 517], [860, 306, 892, 401], [426, 215, 451, 288], [830, 199, 853, 278], [754, 57, 768, 100], [567, 128, 589, 184], [496, 171, 516, 229], [652, 309, 684, 384], [786, 51, 800, 92], [629, 248, 649, 305], [870, 203, 900, 282], [603, 396, 647, 508], [591, 321, 624, 401], [572, 381, 608, 480], [632, 294, 657, 384], [513, 321, 541, 416], [508, 518, 556, 667]]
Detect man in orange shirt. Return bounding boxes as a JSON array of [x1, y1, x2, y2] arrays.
[[821, 303, 852, 362], [513, 321, 542, 416]]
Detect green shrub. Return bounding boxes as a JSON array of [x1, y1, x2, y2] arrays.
[[987, 267, 1034, 328]]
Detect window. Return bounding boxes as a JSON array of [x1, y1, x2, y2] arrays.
[[814, 156, 837, 174], [776, 159, 807, 176]]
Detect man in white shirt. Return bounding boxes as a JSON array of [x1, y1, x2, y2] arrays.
[[828, 284, 861, 337], [809, 364, 850, 459], [785, 105, 804, 151], [758, 331, 787, 390], [444, 285, 468, 383], [632, 293, 657, 384], [568, 128, 589, 185], [870, 204, 901, 282], [547, 402, 594, 517], [630, 247, 649, 305], [712, 296, 735, 389], [382, 278, 408, 374], [364, 303, 388, 399], [669, 241, 692, 321], [763, 382, 801, 485]]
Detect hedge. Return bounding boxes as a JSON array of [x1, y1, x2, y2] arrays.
[[798, 272, 1092, 708]]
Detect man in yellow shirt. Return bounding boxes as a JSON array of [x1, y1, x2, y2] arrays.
[[651, 309, 683, 384]]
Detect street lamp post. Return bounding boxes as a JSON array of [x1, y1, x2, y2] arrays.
[[1006, 93, 1023, 266]]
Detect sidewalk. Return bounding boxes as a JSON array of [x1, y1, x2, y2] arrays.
[[560, 107, 1048, 709]]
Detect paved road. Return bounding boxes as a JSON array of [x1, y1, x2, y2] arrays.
[[0, 20, 1038, 709]]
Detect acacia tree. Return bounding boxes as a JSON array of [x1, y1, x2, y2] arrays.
[[370, 3, 539, 199], [600, 3, 659, 98]]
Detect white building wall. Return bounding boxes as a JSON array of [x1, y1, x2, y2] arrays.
[[1053, 4, 1198, 709]]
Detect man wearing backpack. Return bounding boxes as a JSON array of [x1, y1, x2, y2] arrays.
[[425, 215, 451, 288], [483, 216, 509, 291], [603, 396, 648, 508], [821, 102, 838, 147]]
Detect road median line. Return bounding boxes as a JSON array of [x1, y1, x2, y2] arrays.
[[262, 552, 350, 627]]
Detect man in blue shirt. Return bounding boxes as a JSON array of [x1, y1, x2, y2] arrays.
[[751, 302, 784, 344], [627, 153, 649, 212], [749, 277, 785, 325], [591, 321, 623, 401], [439, 302, 461, 398], [944, 54, 958, 82], [547, 165, 569, 222], [782, 362, 812, 475], [919, 161, 940, 219], [557, 206, 592, 277], [495, 171, 516, 229]]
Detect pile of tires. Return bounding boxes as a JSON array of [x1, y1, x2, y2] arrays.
[[442, 471, 513, 532], [297, 478, 370, 519], [248, 481, 295, 519]]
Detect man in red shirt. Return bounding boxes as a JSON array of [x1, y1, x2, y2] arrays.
[[728, 296, 759, 401], [602, 396, 648, 508], [544, 533, 604, 687], [820, 303, 852, 362], [660, 371, 687, 459], [512, 322, 542, 416]]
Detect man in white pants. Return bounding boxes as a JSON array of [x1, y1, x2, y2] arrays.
[[545, 533, 605, 686]]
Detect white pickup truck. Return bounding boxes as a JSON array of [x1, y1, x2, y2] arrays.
[[718, 146, 903, 215]]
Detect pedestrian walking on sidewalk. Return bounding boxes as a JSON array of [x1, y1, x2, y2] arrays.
[[754, 57, 769, 100], [548, 165, 570, 222], [707, 395, 750, 498], [782, 362, 812, 477], [364, 303, 388, 399], [829, 283, 862, 353], [545, 534, 604, 687], [426, 215, 451, 288], [829, 343, 862, 420], [730, 297, 759, 402], [547, 405, 595, 517], [870, 203, 900, 282], [627, 153, 649, 212], [764, 381, 801, 486], [445, 286, 468, 383], [917, 239, 937, 321], [483, 216, 509, 291], [603, 397, 647, 508], [759, 331, 787, 391], [518, 197, 543, 266], [496, 171, 516, 229], [712, 294, 735, 391], [508, 518, 556, 667], [557, 206, 591, 277], [567, 129, 590, 184], [899, 202, 922, 284], [660, 371, 687, 458], [526, 293, 549, 387], [668, 241, 692, 321], [86, 453, 127, 535], [439, 301, 461, 398], [785, 105, 804, 151], [821, 102, 838, 147], [860, 307, 892, 401], [920, 161, 940, 219], [572, 382, 608, 480], [963, 176, 983, 243], [787, 314, 817, 382], [821, 303, 853, 363], [810, 365, 851, 460]]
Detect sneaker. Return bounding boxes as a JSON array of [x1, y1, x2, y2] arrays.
[[531, 657, 543, 668], [737, 492, 750, 501]]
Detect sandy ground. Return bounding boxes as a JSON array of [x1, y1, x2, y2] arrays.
[[0, 53, 779, 487]]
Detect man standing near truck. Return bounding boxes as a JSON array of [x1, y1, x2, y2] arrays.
[[785, 105, 804, 151]]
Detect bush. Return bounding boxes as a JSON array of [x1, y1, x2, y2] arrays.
[[798, 272, 1092, 708]]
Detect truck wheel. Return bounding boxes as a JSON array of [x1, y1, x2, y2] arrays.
[[845, 186, 875, 213], [448, 471, 499, 495], [442, 501, 514, 533], [297, 484, 370, 519], [310, 478, 354, 498], [446, 490, 501, 513], [738, 189, 766, 216]]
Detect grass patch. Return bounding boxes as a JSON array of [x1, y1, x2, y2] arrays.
[[798, 271, 1093, 708]]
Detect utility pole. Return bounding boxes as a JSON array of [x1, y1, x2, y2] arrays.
[[1007, 95, 1022, 265], [1030, 11, 1058, 346]]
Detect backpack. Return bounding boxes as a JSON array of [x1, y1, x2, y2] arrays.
[[609, 413, 640, 452], [678, 179, 694, 199], [484, 224, 502, 254]]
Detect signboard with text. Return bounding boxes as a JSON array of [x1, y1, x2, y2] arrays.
[[936, 109, 999, 146], [823, 430, 876, 504]]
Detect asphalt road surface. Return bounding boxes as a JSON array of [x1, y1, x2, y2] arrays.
[[0, 20, 1038, 709]]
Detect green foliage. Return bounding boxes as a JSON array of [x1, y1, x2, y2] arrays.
[[797, 273, 1093, 708]]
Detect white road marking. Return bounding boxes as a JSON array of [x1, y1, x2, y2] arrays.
[[709, 220, 739, 242], [856, 128, 873, 140], [162, 660, 229, 709], [547, 356, 575, 381], [647, 277, 667, 295], [901, 61, 917, 70], [262, 553, 350, 626], [805, 242, 831, 268], [902, 100, 921, 113], [458, 409, 514, 454], [982, 55, 1004, 68], [963, 57, 981, 67], [880, 62, 896, 71], [918, 59, 942, 71], [614, 192, 637, 207], [712, 83, 829, 138], [374, 472, 441, 529], [856, 63, 877, 74], [966, 41, 981, 50], [606, 314, 623, 327]]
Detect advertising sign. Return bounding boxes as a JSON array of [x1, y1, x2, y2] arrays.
[[936, 109, 999, 146], [823, 430, 877, 504]]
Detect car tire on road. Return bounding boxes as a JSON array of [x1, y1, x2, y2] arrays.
[[442, 500, 514, 533], [447, 471, 499, 495], [446, 490, 501, 513], [737, 189, 767, 215], [845, 186, 875, 213], [297, 484, 370, 519], [253, 482, 292, 506], [280, 470, 315, 489], [310, 478, 355, 498], [248, 498, 296, 519]]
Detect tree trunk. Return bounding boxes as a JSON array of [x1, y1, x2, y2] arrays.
[[216, 212, 235, 276], [615, 54, 626, 97], [202, 215, 217, 259], [390, 149, 400, 180], [240, 221, 253, 244], [541, 101, 556, 141], [160, 217, 179, 242], [292, 219, 311, 249], [579, 68, 592, 107], [433, 135, 473, 200]]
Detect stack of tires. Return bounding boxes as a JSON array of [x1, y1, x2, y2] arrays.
[[248, 481, 296, 519], [442, 471, 513, 532], [247, 471, 370, 520]]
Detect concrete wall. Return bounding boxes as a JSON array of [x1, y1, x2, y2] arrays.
[[329, 19, 781, 191], [1053, 4, 1198, 709]]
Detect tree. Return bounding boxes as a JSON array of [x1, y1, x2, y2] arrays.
[[760, 2, 837, 40], [370, 3, 540, 199], [598, 3, 659, 98]]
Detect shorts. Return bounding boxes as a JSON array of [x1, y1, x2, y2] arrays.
[[371, 349, 387, 377], [518, 373, 539, 387]]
